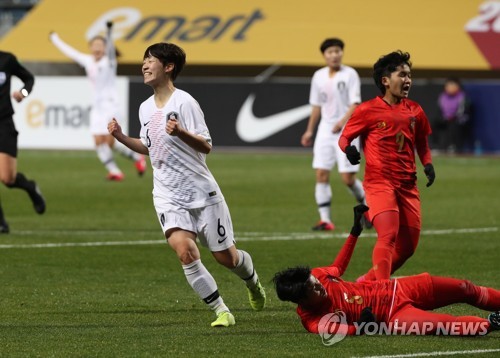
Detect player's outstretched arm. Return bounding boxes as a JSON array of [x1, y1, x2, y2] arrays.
[[350, 204, 369, 237], [108, 118, 149, 155], [330, 205, 369, 276]]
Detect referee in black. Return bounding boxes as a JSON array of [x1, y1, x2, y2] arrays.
[[0, 50, 46, 233]]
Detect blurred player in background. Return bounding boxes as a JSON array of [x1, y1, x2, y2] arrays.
[[339, 51, 435, 281], [301, 38, 367, 231], [49, 22, 146, 181], [108, 42, 266, 327], [436, 77, 472, 154], [273, 205, 500, 336], [0, 51, 46, 233]]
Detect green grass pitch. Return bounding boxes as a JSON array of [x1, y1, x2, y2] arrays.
[[0, 150, 499, 357]]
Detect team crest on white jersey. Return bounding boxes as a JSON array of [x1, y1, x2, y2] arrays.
[[167, 111, 179, 121]]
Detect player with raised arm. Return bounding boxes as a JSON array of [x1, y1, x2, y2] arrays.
[[49, 22, 145, 181], [339, 50, 435, 281], [273, 205, 500, 336], [108, 42, 266, 327], [301, 38, 368, 231], [0, 51, 46, 233]]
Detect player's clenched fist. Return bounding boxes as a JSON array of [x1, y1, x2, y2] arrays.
[[108, 118, 122, 137], [166, 119, 181, 136]]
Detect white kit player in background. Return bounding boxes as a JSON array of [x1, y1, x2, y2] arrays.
[[300, 38, 370, 231], [49, 22, 146, 181], [108, 42, 266, 328]]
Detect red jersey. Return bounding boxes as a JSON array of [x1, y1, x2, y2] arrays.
[[297, 272, 434, 334], [295, 234, 398, 334], [297, 268, 397, 334], [339, 96, 432, 187]]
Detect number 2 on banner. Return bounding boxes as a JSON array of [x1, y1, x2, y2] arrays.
[[465, 1, 500, 32]]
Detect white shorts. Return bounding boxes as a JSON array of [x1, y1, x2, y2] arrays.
[[154, 199, 235, 252], [90, 103, 120, 135], [313, 129, 361, 173]]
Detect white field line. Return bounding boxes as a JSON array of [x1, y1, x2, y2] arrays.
[[354, 348, 500, 358], [0, 227, 497, 249]]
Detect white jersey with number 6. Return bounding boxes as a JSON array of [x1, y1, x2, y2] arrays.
[[139, 89, 224, 209]]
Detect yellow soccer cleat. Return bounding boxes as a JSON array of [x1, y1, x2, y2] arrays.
[[211, 311, 235, 327], [247, 280, 266, 311]]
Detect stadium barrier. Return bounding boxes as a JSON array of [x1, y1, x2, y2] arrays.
[[12, 76, 500, 153]]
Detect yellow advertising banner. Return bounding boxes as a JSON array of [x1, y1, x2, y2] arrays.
[[1, 0, 497, 69]]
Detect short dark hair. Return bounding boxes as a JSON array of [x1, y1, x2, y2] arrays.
[[143, 42, 186, 81], [373, 50, 412, 94], [320, 38, 344, 53], [272, 266, 312, 304], [445, 77, 463, 89]]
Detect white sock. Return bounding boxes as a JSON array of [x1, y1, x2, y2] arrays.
[[315, 182, 332, 222], [113, 141, 141, 161], [230, 250, 258, 287], [348, 179, 366, 204], [96, 143, 121, 174], [182, 259, 229, 315]]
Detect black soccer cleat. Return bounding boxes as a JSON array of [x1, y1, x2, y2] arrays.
[[28, 181, 46, 214], [0, 220, 9, 234], [488, 311, 500, 330]]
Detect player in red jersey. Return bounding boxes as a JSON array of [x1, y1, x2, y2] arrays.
[[272, 205, 500, 336], [338, 50, 435, 281]]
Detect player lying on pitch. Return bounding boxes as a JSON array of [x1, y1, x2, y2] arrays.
[[273, 205, 500, 335]]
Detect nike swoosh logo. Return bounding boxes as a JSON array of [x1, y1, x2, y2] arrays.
[[217, 237, 227, 244], [236, 94, 311, 142], [144, 121, 150, 126]]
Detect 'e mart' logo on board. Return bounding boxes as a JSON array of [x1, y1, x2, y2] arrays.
[[465, 1, 500, 69], [86, 7, 264, 43]]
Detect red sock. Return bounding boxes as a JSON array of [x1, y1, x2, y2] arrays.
[[391, 225, 420, 273], [431, 276, 500, 311], [370, 211, 399, 280], [394, 306, 489, 335]]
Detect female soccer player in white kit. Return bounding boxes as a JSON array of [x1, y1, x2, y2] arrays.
[[301, 38, 368, 231], [108, 42, 266, 327], [49, 22, 145, 181]]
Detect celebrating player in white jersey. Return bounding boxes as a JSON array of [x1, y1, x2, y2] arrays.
[[301, 38, 369, 231], [108, 42, 266, 328], [49, 22, 145, 181]]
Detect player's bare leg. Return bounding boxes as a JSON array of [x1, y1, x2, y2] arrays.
[[167, 229, 234, 327], [0, 153, 45, 215], [212, 245, 266, 311]]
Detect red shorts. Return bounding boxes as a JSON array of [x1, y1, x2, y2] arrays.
[[364, 183, 421, 229], [389, 272, 434, 320]]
